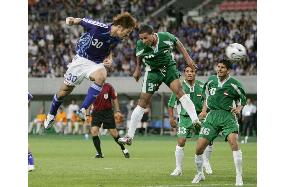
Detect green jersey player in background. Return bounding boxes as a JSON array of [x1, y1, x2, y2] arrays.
[[191, 59, 246, 186], [168, 65, 213, 176], [119, 25, 201, 145]]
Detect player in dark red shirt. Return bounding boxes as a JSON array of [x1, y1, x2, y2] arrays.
[[87, 83, 130, 158]]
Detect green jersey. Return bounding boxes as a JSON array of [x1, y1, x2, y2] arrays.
[[204, 75, 246, 111], [135, 32, 177, 70], [168, 79, 205, 115]]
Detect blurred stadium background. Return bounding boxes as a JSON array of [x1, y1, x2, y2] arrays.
[[28, 0, 257, 137]]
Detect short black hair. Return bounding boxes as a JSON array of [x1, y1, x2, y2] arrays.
[[138, 24, 154, 34], [217, 58, 232, 69]]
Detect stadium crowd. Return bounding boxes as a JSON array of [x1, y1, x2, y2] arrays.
[[28, 0, 256, 77]]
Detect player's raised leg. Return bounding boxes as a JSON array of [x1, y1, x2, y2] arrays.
[[44, 83, 74, 129], [118, 93, 152, 145], [77, 68, 107, 120], [169, 79, 200, 127], [227, 133, 243, 186], [192, 137, 208, 183]]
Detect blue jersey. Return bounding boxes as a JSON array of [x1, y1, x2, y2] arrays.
[[76, 18, 120, 63]]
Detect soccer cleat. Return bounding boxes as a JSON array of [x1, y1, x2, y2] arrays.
[[170, 168, 182, 176], [28, 165, 35, 172], [118, 136, 132, 145], [95, 153, 104, 158], [203, 161, 213, 174], [235, 175, 243, 186], [44, 114, 55, 129], [122, 149, 130, 158], [76, 108, 86, 121], [191, 172, 205, 183]]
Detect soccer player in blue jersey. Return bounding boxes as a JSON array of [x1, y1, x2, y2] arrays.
[[44, 12, 136, 129], [28, 93, 35, 172]]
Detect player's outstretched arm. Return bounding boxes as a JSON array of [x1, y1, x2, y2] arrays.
[[175, 39, 196, 71], [66, 17, 82, 26]]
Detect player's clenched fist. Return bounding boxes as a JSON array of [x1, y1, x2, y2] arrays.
[[66, 17, 74, 25], [66, 17, 82, 26], [169, 118, 177, 128]]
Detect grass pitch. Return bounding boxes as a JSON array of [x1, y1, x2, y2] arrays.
[[28, 134, 256, 187]]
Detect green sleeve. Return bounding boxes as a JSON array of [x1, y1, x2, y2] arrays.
[[232, 81, 247, 106], [165, 32, 177, 45], [237, 84, 247, 106], [199, 82, 206, 104], [168, 93, 177, 108], [202, 78, 210, 99], [135, 41, 144, 57]]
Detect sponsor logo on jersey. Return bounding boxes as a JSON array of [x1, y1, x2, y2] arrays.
[[104, 94, 109, 99], [82, 18, 108, 28]]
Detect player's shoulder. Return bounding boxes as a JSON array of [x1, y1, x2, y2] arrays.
[[229, 76, 243, 87], [136, 40, 145, 56], [207, 75, 218, 82], [136, 40, 143, 47], [195, 80, 205, 88], [104, 82, 113, 88], [158, 31, 176, 39]]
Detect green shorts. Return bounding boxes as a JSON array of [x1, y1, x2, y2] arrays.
[[141, 65, 180, 94], [199, 110, 239, 142], [177, 115, 198, 138]]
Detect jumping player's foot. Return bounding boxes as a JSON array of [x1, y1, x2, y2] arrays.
[[118, 136, 132, 145], [122, 149, 130, 158], [28, 165, 35, 172], [191, 172, 205, 183], [76, 108, 86, 121], [235, 175, 243, 186], [203, 161, 213, 174], [95, 153, 104, 158], [170, 168, 182, 176], [44, 114, 55, 129]]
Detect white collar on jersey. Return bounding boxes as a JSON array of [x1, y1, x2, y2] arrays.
[[217, 75, 231, 87], [183, 80, 195, 92]]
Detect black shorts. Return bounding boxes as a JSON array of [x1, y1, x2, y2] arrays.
[[91, 109, 116, 129]]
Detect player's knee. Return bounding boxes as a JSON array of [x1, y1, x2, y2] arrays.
[[57, 85, 74, 99], [138, 100, 147, 108], [175, 90, 185, 99], [227, 133, 239, 151], [109, 129, 118, 137], [90, 68, 107, 85], [177, 138, 186, 147], [91, 128, 99, 136], [229, 140, 239, 151], [195, 138, 209, 155]]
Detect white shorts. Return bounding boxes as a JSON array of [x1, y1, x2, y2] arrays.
[[64, 55, 105, 86]]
